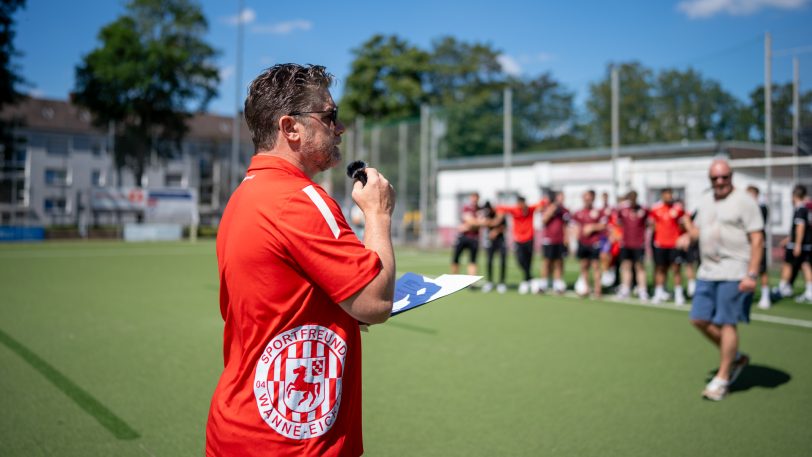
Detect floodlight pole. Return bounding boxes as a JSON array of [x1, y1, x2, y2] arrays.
[[397, 122, 408, 243], [793, 56, 800, 184], [229, 0, 244, 195], [419, 104, 430, 247], [503, 87, 513, 198], [765, 32, 773, 268], [611, 66, 620, 202]]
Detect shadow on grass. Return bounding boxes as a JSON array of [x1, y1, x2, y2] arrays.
[[706, 364, 791, 393], [729, 365, 792, 393], [384, 320, 438, 335]]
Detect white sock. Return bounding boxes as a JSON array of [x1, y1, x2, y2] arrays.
[[806, 282, 812, 296], [779, 280, 789, 289], [675, 285, 684, 296], [655, 286, 665, 296], [761, 285, 770, 296], [540, 278, 549, 289]]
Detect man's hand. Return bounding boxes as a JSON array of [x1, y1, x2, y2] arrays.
[[739, 276, 756, 293], [676, 233, 691, 250], [352, 168, 395, 217]]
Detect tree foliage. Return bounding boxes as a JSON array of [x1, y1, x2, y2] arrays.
[[747, 83, 812, 145], [73, 0, 219, 184], [0, 0, 25, 161]]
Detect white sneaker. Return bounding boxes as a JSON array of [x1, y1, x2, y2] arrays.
[[638, 290, 650, 302], [518, 281, 530, 295], [616, 286, 630, 299], [652, 290, 669, 304], [757, 295, 771, 309], [538, 278, 549, 293], [795, 294, 812, 304], [481, 282, 493, 293], [601, 270, 616, 287], [553, 279, 567, 294], [530, 279, 541, 294], [702, 376, 729, 401], [687, 279, 696, 297], [674, 292, 686, 306], [496, 283, 507, 294], [778, 284, 794, 298], [574, 277, 588, 296]]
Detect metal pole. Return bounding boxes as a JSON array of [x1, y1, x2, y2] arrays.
[[611, 66, 620, 201], [419, 104, 430, 247], [793, 56, 800, 184], [229, 0, 244, 195], [503, 87, 512, 198], [765, 32, 773, 268], [343, 129, 354, 208], [398, 122, 408, 243], [371, 125, 380, 167], [430, 115, 440, 247], [355, 116, 365, 161]]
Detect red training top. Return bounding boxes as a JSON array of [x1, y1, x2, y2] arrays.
[[541, 205, 570, 245], [572, 207, 607, 246], [649, 202, 685, 249], [615, 203, 649, 249], [497, 199, 547, 243], [459, 202, 480, 239], [206, 155, 382, 457]]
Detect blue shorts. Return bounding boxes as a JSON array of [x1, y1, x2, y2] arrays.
[[690, 279, 752, 325]]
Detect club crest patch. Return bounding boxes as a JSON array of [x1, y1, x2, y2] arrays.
[[254, 325, 347, 439]]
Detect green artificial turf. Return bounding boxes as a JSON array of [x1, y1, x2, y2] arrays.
[[0, 241, 810, 456]]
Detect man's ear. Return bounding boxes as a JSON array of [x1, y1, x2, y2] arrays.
[[279, 115, 301, 142]]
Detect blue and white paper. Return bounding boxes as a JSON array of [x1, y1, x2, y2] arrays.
[[391, 272, 482, 316]]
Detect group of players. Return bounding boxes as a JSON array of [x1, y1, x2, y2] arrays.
[[451, 184, 812, 309]]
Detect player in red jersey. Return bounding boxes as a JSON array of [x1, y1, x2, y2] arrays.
[[538, 191, 570, 294], [451, 192, 481, 275], [649, 188, 687, 305], [572, 190, 608, 297], [206, 64, 396, 457], [614, 190, 650, 300], [497, 195, 546, 294]]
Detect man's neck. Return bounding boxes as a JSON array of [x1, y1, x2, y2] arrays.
[[256, 149, 316, 179]]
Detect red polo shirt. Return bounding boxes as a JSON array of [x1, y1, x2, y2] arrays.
[[650, 202, 685, 249], [206, 155, 382, 457], [615, 203, 649, 249], [497, 200, 547, 243]]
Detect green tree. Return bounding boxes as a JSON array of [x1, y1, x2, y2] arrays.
[[586, 62, 657, 146], [340, 34, 430, 122], [0, 0, 25, 163], [427, 36, 506, 157], [73, 0, 219, 185], [747, 83, 812, 145], [654, 68, 748, 141], [513, 72, 584, 151]]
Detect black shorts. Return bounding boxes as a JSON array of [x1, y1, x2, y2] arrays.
[[654, 247, 684, 266], [684, 244, 700, 263], [542, 243, 567, 260], [620, 247, 645, 263], [577, 243, 601, 261], [760, 247, 768, 275], [452, 235, 479, 264], [784, 247, 812, 265]]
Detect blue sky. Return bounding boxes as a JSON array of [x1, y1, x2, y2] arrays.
[[16, 0, 812, 116]]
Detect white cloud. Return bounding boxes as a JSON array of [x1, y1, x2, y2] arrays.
[[251, 20, 313, 35], [677, 0, 809, 19], [28, 88, 44, 98], [223, 8, 256, 26], [519, 52, 556, 65], [219, 65, 234, 81], [497, 54, 522, 76]]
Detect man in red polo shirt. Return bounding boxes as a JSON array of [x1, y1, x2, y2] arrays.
[[572, 190, 607, 297], [614, 190, 649, 300], [539, 191, 570, 294], [649, 188, 687, 305], [497, 195, 546, 294], [206, 64, 396, 457]]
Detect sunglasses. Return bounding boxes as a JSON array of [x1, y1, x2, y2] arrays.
[[289, 106, 339, 126], [709, 174, 731, 181]]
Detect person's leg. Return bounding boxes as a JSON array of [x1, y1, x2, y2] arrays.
[[451, 237, 464, 274], [692, 319, 722, 346], [634, 252, 649, 299], [716, 324, 738, 381], [498, 240, 507, 285], [620, 258, 632, 295], [467, 241, 479, 276], [690, 279, 721, 345], [486, 242, 496, 283], [673, 260, 685, 305], [578, 258, 590, 295], [591, 258, 602, 297]]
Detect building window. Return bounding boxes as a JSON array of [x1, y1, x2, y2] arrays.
[[46, 136, 69, 156], [165, 172, 184, 188], [45, 168, 69, 186], [44, 197, 67, 214], [91, 170, 103, 187], [73, 135, 91, 151]]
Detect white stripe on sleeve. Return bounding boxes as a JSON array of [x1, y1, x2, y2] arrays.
[[302, 185, 340, 239]]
